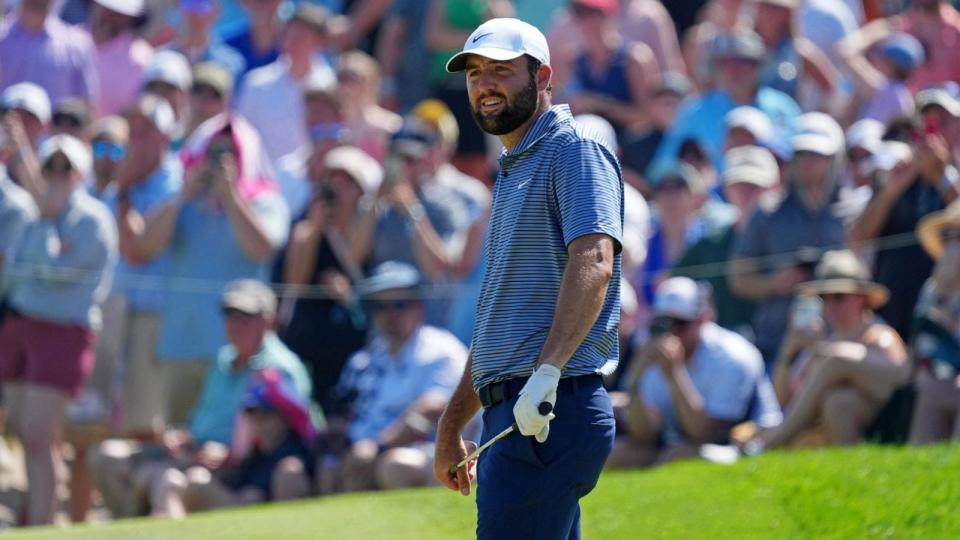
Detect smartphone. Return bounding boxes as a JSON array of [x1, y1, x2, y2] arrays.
[[792, 295, 823, 331]]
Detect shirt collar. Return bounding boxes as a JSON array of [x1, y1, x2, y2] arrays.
[[502, 104, 573, 158]]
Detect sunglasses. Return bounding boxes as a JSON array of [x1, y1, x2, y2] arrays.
[[370, 299, 417, 313], [821, 293, 853, 303], [191, 84, 223, 101], [310, 123, 347, 142], [93, 141, 125, 161]]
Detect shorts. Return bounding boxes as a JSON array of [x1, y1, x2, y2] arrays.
[[0, 312, 96, 398]]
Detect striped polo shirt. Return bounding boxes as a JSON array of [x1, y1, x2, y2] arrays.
[[470, 104, 624, 391]]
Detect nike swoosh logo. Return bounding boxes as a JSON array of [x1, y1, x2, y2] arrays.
[[472, 32, 493, 43], [517, 178, 532, 190]]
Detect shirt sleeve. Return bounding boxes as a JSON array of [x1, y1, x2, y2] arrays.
[[250, 192, 291, 249], [552, 138, 624, 253]]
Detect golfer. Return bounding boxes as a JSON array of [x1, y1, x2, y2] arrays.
[[433, 18, 623, 539]]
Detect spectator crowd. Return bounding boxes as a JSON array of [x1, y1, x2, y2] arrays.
[[0, 0, 959, 528]]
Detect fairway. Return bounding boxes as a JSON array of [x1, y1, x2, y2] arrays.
[[10, 445, 959, 539]]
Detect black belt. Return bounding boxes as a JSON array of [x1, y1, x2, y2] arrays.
[[478, 373, 602, 409]]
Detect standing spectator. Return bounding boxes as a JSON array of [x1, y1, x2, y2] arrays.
[[916, 85, 960, 157], [322, 261, 466, 492], [724, 106, 774, 152], [565, 0, 658, 138], [336, 50, 403, 163], [375, 0, 433, 112], [90, 115, 129, 197], [887, 0, 960, 92], [0, 134, 116, 525], [730, 112, 849, 365], [169, 0, 247, 80], [844, 118, 885, 188], [795, 0, 859, 77], [0, 82, 51, 153], [653, 29, 801, 174], [186, 62, 234, 138], [237, 3, 336, 163], [673, 146, 780, 336], [126, 114, 289, 426], [849, 100, 959, 341], [0, 123, 38, 313], [609, 277, 781, 467], [51, 98, 93, 141], [222, 0, 284, 77], [837, 31, 924, 125], [143, 50, 194, 143], [909, 203, 960, 445], [281, 145, 381, 411], [0, 0, 100, 107], [90, 0, 154, 118]]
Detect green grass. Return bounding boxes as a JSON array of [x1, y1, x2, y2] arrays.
[[10, 445, 960, 539]]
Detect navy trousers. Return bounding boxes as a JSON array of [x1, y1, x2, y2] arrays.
[[475, 376, 615, 539]]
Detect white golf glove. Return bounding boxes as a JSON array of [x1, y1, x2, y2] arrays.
[[513, 364, 561, 443]]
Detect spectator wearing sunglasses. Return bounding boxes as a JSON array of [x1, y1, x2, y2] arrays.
[[90, 115, 129, 196], [320, 261, 466, 493], [608, 276, 781, 468], [186, 62, 234, 138]]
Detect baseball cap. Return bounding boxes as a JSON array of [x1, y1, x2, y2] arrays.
[[792, 112, 844, 156], [653, 277, 703, 321], [917, 86, 960, 118], [654, 71, 693, 97], [845, 118, 885, 153], [53, 97, 91, 128], [192, 62, 234, 99], [94, 0, 145, 17], [392, 117, 438, 158], [412, 99, 459, 150], [864, 141, 912, 176], [288, 2, 330, 34], [712, 29, 766, 62], [880, 33, 925, 72], [144, 50, 192, 91], [324, 145, 383, 194], [650, 161, 704, 193], [723, 145, 778, 188], [241, 368, 316, 442], [128, 94, 176, 138], [1, 82, 51, 125], [92, 115, 129, 145], [360, 261, 422, 297], [38, 134, 92, 177], [725, 106, 773, 143], [446, 18, 550, 73], [222, 279, 278, 317]]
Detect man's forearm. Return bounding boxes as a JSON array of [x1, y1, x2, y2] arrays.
[[848, 187, 899, 244], [437, 355, 481, 439], [664, 366, 711, 443], [538, 234, 614, 369], [624, 395, 660, 444]]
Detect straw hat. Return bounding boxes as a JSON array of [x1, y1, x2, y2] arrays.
[[917, 202, 960, 260], [797, 250, 889, 308]]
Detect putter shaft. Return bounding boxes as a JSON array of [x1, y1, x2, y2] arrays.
[[449, 401, 553, 474]]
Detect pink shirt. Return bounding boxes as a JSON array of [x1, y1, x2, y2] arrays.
[[895, 5, 960, 92], [95, 33, 154, 118]]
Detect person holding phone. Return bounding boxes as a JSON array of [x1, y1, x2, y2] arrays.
[[608, 277, 781, 468]]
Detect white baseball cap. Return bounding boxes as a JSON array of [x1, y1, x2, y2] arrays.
[[792, 112, 844, 156], [129, 94, 176, 138], [1, 82, 52, 124], [93, 0, 145, 17], [723, 145, 778, 188], [845, 119, 884, 153], [38, 134, 92, 178], [725, 106, 773, 144], [324, 145, 383, 194], [653, 277, 703, 321], [144, 50, 192, 91], [445, 18, 549, 73]]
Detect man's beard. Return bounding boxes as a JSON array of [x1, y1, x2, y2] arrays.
[[471, 78, 539, 136]]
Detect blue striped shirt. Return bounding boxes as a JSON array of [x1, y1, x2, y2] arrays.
[[470, 105, 623, 391]]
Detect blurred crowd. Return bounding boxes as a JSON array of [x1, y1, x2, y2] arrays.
[[0, 0, 960, 527]]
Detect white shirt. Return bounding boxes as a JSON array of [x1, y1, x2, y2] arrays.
[[236, 57, 335, 163], [275, 145, 312, 220]]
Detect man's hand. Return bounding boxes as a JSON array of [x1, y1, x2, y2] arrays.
[[513, 364, 560, 442], [433, 433, 475, 496], [40, 181, 72, 220], [649, 334, 686, 375], [772, 266, 809, 296]]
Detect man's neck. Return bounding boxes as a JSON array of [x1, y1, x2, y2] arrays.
[[251, 17, 280, 50], [287, 54, 312, 80], [500, 98, 551, 153]]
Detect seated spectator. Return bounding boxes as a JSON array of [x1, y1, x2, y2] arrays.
[[151, 368, 316, 518], [319, 262, 466, 492], [909, 203, 960, 444], [673, 146, 780, 337], [185, 62, 234, 139], [237, 3, 336, 163], [837, 31, 923, 125], [90, 115, 129, 196], [51, 98, 93, 141], [281, 146, 381, 411], [608, 277, 781, 468], [565, 0, 657, 137], [757, 250, 909, 449], [0, 0, 99, 106], [221, 0, 283, 77], [730, 112, 849, 365], [126, 113, 288, 426], [0, 135, 116, 525], [336, 50, 403, 163], [142, 50, 193, 142], [89, 279, 312, 518], [168, 0, 246, 80], [89, 0, 154, 117]]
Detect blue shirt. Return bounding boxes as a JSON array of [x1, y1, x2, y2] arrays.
[[0, 170, 37, 296], [338, 325, 466, 442], [189, 332, 311, 445], [651, 88, 802, 174], [101, 156, 182, 312], [7, 187, 116, 329], [470, 105, 624, 391], [157, 191, 289, 362], [221, 25, 280, 79], [638, 322, 783, 445]]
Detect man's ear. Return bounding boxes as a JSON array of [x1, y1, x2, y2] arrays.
[[537, 63, 553, 93]]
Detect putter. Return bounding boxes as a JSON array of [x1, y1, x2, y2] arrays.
[[450, 402, 553, 474]]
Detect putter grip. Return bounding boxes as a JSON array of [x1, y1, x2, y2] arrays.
[[538, 402, 553, 415]]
